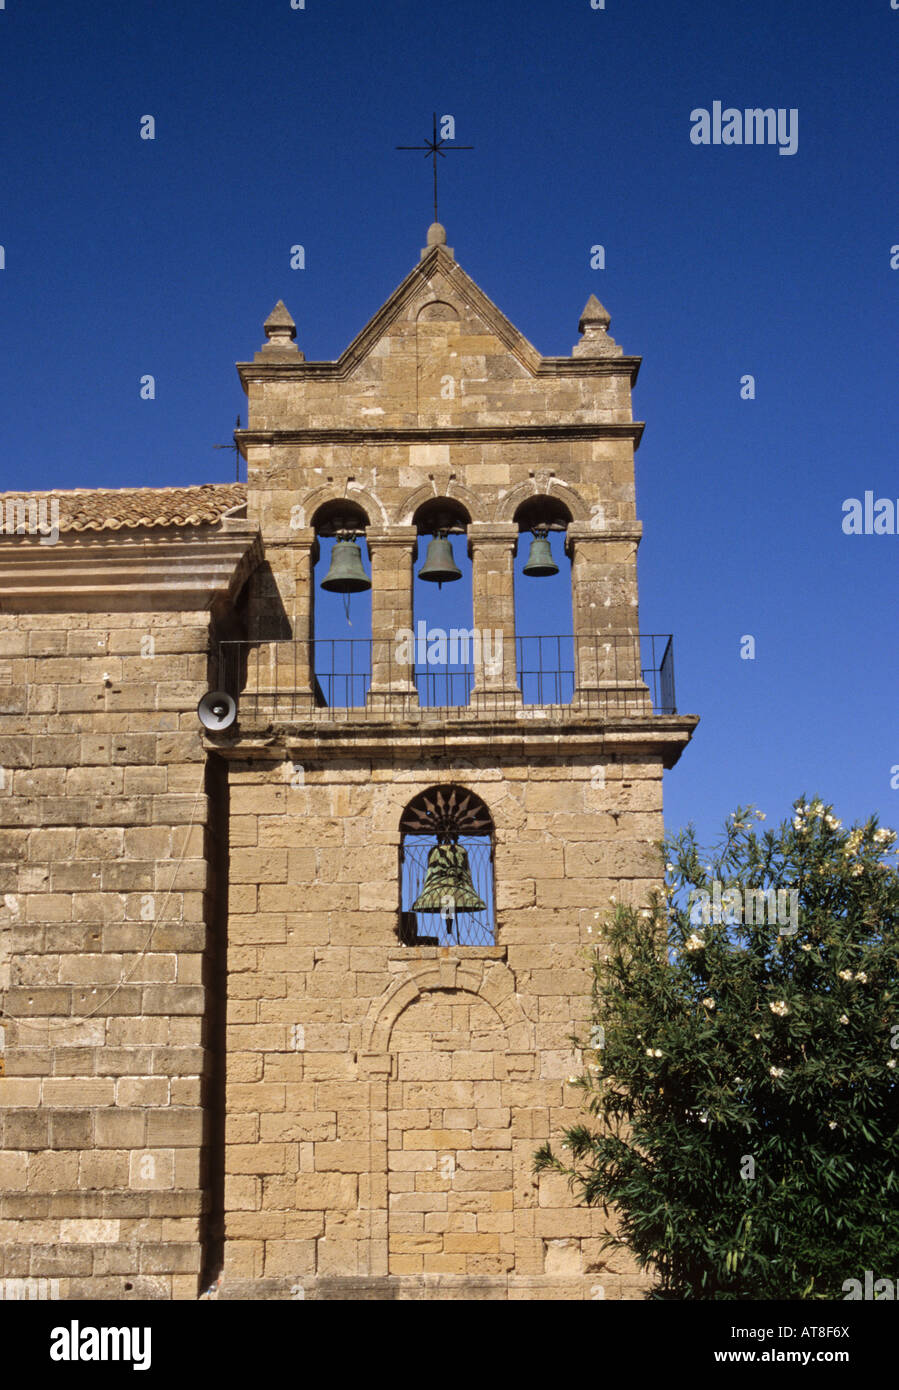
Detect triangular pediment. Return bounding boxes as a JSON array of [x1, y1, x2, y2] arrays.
[[328, 245, 543, 378]]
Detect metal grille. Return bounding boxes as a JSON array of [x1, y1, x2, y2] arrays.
[[214, 633, 678, 719], [400, 835, 495, 947]]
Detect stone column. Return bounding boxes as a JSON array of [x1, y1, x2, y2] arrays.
[[245, 530, 317, 716], [468, 523, 521, 708], [568, 522, 651, 714], [366, 527, 419, 710]]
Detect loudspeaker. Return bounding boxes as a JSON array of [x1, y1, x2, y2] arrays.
[[197, 690, 237, 731]]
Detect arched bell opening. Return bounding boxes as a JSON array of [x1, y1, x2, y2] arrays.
[[398, 785, 496, 947], [411, 498, 473, 707], [310, 500, 372, 707], [512, 496, 574, 705]]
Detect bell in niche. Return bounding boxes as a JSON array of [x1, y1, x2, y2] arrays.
[[522, 528, 559, 578], [418, 531, 462, 587], [320, 537, 371, 593], [412, 838, 486, 934]]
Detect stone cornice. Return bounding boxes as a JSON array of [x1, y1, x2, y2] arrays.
[[237, 358, 641, 385], [206, 713, 699, 770], [237, 422, 645, 451], [0, 526, 262, 613]]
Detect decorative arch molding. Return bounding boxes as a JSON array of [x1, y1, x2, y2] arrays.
[[402, 273, 457, 321], [362, 957, 535, 1058], [295, 482, 389, 530], [416, 300, 460, 323], [395, 480, 486, 527], [494, 478, 590, 524]]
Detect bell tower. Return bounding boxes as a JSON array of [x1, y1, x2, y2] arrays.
[[212, 224, 698, 1299]]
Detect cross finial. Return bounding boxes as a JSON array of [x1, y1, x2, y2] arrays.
[[396, 113, 473, 223]]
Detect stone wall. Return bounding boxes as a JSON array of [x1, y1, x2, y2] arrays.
[[0, 608, 221, 1299], [218, 750, 663, 1299]]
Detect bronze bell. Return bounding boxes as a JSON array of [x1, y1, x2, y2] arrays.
[[320, 538, 371, 593], [412, 841, 486, 932], [418, 532, 462, 587], [522, 528, 559, 578]]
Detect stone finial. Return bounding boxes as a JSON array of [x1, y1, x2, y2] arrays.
[[421, 222, 454, 261], [572, 293, 621, 358], [258, 300, 304, 360], [578, 294, 611, 334]]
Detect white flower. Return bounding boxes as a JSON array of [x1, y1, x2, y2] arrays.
[[838, 970, 853, 981], [685, 933, 704, 952], [701, 998, 716, 1010], [645, 1049, 654, 1057], [838, 1014, 849, 1026], [644, 1048, 663, 1058], [567, 1076, 579, 1084], [801, 943, 812, 952], [769, 1066, 784, 1078], [755, 811, 766, 821], [856, 971, 867, 984], [828, 1120, 837, 1129], [665, 862, 675, 873], [793, 816, 805, 830], [874, 828, 895, 845], [769, 1000, 790, 1017], [752, 1032, 761, 1040], [888, 1059, 897, 1070], [825, 815, 841, 829], [851, 863, 864, 877]]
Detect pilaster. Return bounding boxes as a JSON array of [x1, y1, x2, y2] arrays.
[[468, 523, 521, 705]]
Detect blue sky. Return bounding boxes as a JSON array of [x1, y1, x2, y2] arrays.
[[1, 0, 896, 848]]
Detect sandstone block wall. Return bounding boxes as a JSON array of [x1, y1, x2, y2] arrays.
[[218, 752, 663, 1299], [0, 610, 222, 1299]]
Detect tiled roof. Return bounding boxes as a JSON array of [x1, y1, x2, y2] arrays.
[[0, 483, 247, 533]]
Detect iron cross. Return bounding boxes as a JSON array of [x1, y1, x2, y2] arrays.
[[213, 415, 242, 481], [396, 114, 473, 223]]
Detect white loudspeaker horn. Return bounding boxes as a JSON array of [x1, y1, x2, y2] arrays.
[[197, 690, 237, 731]]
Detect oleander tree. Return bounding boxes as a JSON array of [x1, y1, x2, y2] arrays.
[[535, 799, 899, 1299]]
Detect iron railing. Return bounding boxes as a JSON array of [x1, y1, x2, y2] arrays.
[[212, 633, 677, 720]]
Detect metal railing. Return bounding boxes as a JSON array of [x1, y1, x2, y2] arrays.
[[212, 633, 677, 721]]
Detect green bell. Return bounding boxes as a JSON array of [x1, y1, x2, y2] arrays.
[[320, 538, 371, 593], [522, 529, 559, 578], [412, 842, 486, 932], [418, 533, 462, 586]]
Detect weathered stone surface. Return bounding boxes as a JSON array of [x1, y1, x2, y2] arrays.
[[0, 229, 696, 1299]]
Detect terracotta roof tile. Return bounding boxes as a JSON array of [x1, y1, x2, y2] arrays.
[[0, 483, 247, 534]]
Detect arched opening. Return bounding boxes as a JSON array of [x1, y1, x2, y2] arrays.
[[411, 498, 473, 707], [310, 500, 372, 706], [398, 785, 495, 946], [512, 495, 574, 704]]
